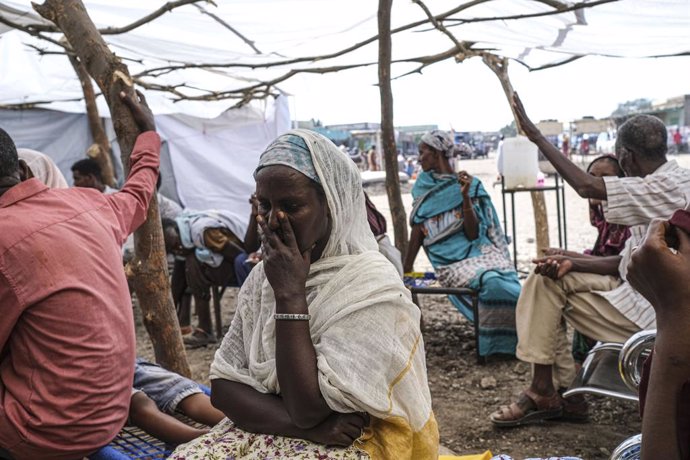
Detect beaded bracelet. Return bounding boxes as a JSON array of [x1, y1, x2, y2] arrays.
[[274, 313, 311, 321]]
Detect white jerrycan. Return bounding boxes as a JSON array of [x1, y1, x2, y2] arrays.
[[502, 136, 538, 188]]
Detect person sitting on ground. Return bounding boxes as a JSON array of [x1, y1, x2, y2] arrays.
[[17, 148, 68, 188], [129, 358, 224, 445], [0, 90, 159, 459], [542, 155, 631, 366], [403, 130, 519, 358], [71, 157, 117, 193], [163, 211, 246, 347], [627, 212, 690, 460], [170, 129, 438, 459], [489, 93, 690, 428]]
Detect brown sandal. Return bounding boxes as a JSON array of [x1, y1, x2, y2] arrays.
[[490, 388, 563, 428]]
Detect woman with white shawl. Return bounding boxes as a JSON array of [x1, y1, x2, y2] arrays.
[[172, 130, 438, 459], [17, 148, 68, 188]]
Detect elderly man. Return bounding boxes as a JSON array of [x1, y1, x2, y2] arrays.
[[491, 93, 690, 427], [0, 90, 159, 459]]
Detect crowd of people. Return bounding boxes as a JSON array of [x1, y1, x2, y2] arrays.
[[0, 85, 688, 459]]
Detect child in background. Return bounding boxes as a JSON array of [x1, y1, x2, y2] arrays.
[[129, 359, 224, 444]]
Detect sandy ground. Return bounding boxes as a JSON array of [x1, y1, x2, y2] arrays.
[[135, 151, 690, 458]]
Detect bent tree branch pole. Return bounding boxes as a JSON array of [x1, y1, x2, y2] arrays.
[[34, 0, 191, 377]]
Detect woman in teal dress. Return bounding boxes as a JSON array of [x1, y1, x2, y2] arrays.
[[403, 130, 518, 357]]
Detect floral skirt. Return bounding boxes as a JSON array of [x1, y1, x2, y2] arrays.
[[170, 419, 369, 460]]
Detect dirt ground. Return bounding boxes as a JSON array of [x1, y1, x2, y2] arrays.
[[134, 152, 690, 458]]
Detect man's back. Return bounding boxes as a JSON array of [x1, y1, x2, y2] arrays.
[[0, 132, 160, 459]]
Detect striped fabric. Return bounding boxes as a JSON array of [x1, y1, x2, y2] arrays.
[[598, 160, 690, 329]]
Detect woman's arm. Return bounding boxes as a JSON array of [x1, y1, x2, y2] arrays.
[[258, 213, 334, 429], [403, 224, 424, 273], [458, 172, 479, 241], [211, 379, 366, 446]]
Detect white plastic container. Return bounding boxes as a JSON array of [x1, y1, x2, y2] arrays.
[[502, 136, 539, 188]]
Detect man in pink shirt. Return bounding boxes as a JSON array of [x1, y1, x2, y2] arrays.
[[0, 91, 159, 459]]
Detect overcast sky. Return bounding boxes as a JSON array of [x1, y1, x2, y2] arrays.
[[282, 54, 690, 132]]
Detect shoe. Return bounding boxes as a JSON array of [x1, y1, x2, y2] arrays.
[[183, 330, 217, 349], [490, 388, 564, 428]]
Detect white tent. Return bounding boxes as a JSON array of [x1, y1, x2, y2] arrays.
[[0, 0, 688, 220]]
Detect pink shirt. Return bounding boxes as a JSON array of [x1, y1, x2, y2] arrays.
[[0, 132, 160, 459]]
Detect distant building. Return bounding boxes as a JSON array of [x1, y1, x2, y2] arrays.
[[572, 116, 613, 135], [643, 95, 689, 127], [535, 120, 563, 136]]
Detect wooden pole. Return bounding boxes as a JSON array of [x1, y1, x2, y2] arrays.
[[378, 0, 409, 258], [35, 0, 191, 377]]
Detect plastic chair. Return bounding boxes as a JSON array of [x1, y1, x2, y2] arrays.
[[89, 385, 211, 460]]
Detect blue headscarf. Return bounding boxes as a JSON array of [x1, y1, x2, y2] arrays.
[[255, 133, 320, 183]]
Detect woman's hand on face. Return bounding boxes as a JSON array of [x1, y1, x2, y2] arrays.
[[306, 412, 369, 447], [257, 212, 312, 300], [458, 171, 473, 196]]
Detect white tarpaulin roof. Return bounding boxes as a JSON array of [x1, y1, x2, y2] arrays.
[[0, 0, 688, 118]]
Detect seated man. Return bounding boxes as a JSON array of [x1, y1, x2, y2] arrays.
[[542, 155, 631, 366], [129, 358, 224, 445], [163, 210, 246, 347], [0, 90, 159, 458], [71, 157, 117, 193], [490, 94, 690, 427]]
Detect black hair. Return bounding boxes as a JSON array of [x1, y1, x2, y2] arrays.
[[156, 173, 162, 190], [0, 127, 19, 178], [71, 158, 103, 182], [586, 154, 624, 177], [616, 114, 667, 161]]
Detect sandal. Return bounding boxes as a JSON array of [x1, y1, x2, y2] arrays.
[[183, 330, 217, 349], [490, 388, 563, 428]]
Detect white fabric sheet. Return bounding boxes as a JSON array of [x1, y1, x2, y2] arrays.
[[156, 95, 290, 228]]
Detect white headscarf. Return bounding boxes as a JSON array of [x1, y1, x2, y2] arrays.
[[210, 129, 438, 458], [420, 129, 456, 158], [17, 148, 68, 189]]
